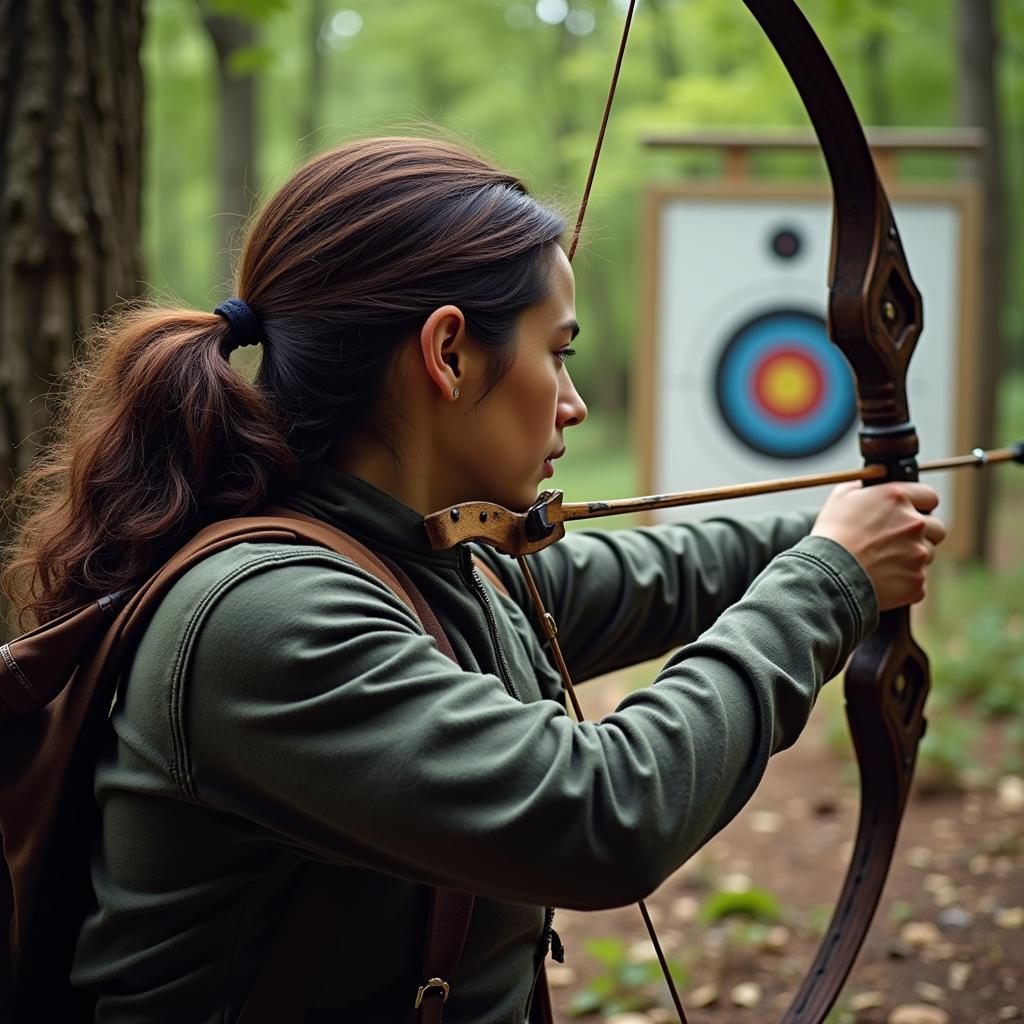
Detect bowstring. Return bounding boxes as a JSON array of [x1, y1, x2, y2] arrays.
[[566, 0, 638, 263], [527, 4, 688, 1021]]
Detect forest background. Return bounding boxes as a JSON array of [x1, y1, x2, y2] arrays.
[[145, 0, 1024, 546], [2, 0, 1022, 770], [1, 0, 1021, 753], [146, 0, 1024, 399], [1, 2, 1022, 1017]]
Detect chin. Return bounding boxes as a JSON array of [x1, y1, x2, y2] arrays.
[[502, 484, 543, 514]]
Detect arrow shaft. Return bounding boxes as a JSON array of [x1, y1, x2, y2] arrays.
[[559, 443, 1024, 522]]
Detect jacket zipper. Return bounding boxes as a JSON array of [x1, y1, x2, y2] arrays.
[[542, 906, 565, 963], [465, 554, 564, 980], [465, 558, 520, 702]]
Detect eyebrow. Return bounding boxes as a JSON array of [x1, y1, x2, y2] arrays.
[[558, 318, 581, 340]]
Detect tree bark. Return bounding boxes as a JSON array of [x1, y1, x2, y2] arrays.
[[0, 0, 144, 485], [201, 10, 258, 295], [957, 0, 1005, 562]]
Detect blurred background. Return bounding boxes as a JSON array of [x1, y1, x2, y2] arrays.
[[3, 4, 1022, 1016], [1, 0, 1022, 786]]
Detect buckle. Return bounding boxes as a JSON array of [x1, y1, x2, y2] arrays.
[[413, 977, 450, 1009]]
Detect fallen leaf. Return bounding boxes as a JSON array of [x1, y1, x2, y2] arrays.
[[730, 982, 762, 1008], [887, 1003, 950, 1024]]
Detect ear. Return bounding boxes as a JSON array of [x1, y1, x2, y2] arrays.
[[418, 305, 478, 401]]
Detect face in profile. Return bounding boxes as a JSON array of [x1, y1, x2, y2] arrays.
[[447, 247, 588, 511]]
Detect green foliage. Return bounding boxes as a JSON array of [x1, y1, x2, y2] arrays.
[[141, 0, 1024, 406], [205, 0, 289, 20], [805, 903, 834, 938], [699, 885, 781, 924], [915, 697, 982, 793], [887, 899, 915, 925], [227, 43, 277, 76], [570, 936, 688, 1018], [932, 608, 1024, 718], [1001, 716, 1024, 775]]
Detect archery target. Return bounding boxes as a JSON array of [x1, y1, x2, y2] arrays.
[[714, 309, 856, 458], [638, 184, 977, 539]]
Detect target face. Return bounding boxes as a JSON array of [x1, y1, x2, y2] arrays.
[[714, 309, 857, 459]]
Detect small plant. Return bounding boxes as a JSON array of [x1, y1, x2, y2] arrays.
[[1001, 717, 1024, 774], [569, 936, 688, 1018], [929, 604, 1024, 718], [805, 903, 834, 938], [887, 899, 914, 925], [699, 885, 782, 925], [697, 884, 786, 955]]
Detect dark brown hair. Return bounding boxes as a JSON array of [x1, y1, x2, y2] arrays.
[[2, 137, 565, 627]]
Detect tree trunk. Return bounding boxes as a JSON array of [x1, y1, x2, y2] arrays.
[[201, 10, 258, 295], [958, 0, 1005, 562], [0, 0, 143, 485]]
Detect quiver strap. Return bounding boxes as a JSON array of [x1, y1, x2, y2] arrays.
[[1, 513, 475, 1023]]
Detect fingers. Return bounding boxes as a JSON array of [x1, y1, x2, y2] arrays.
[[884, 481, 940, 514], [922, 514, 947, 547]]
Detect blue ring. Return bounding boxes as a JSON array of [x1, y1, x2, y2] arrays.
[[714, 310, 856, 459]]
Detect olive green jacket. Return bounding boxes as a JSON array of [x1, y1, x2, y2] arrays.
[[72, 468, 878, 1023]]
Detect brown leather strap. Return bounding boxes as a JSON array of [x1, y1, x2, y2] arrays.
[[413, 887, 476, 1024], [234, 863, 349, 1024], [233, 514, 474, 1024], [529, 964, 556, 1024]]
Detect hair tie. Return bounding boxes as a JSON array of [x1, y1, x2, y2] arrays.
[[214, 297, 262, 351]]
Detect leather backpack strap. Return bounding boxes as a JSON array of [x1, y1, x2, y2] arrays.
[[413, 887, 476, 1024], [530, 964, 556, 1024], [233, 513, 473, 1024]]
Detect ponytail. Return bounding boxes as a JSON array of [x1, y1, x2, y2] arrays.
[[4, 135, 566, 628], [2, 306, 294, 628]]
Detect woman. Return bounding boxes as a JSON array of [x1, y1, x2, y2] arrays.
[[3, 137, 945, 1023]]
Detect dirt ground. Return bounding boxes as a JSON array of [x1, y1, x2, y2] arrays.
[[546, 675, 1024, 1024]]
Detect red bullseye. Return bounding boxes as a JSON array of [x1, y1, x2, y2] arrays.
[[750, 347, 825, 421]]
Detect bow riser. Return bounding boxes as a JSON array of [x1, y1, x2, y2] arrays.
[[829, 186, 923, 438]]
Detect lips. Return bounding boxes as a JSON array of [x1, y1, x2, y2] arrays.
[[546, 446, 566, 462]]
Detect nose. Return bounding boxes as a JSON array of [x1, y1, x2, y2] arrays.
[[558, 370, 588, 428]]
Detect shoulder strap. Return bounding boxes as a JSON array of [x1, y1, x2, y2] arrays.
[[211, 514, 474, 1024], [1, 512, 473, 1024]]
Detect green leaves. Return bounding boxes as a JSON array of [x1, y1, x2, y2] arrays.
[[699, 885, 782, 925], [569, 935, 689, 1018], [227, 43, 275, 75], [204, 0, 290, 22]]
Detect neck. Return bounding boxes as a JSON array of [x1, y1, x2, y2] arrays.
[[333, 431, 448, 517]]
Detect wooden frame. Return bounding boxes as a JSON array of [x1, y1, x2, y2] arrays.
[[634, 179, 982, 558]]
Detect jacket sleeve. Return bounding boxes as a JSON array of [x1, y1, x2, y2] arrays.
[[166, 535, 877, 912], [475, 509, 819, 681]]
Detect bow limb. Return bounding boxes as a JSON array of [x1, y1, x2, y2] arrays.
[[426, 4, 929, 1021], [740, 4, 928, 1022]]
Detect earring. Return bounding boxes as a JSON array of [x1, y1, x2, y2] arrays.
[[452, 387, 460, 399]]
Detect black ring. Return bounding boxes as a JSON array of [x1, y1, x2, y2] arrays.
[[214, 297, 262, 350]]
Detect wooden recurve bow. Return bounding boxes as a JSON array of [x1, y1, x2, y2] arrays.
[[426, 3, 939, 1021], [742, 4, 929, 1021]]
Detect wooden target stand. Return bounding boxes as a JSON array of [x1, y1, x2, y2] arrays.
[[634, 129, 985, 559]]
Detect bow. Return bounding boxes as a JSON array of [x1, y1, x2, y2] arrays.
[[427, 3, 935, 1020]]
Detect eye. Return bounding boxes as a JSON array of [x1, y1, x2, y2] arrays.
[[555, 347, 577, 364]]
